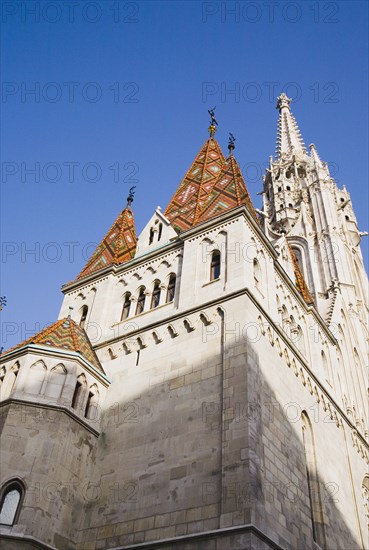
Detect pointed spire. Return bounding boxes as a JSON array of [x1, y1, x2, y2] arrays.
[[1, 318, 104, 373], [77, 200, 137, 280], [196, 153, 259, 225], [276, 93, 306, 158], [309, 143, 321, 164], [164, 138, 225, 232]]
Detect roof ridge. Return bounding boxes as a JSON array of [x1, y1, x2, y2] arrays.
[[76, 205, 136, 281], [69, 318, 80, 352]]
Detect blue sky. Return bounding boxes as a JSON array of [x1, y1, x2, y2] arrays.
[[1, 0, 368, 349]]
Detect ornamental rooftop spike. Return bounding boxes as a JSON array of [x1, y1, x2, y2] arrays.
[[208, 106, 218, 138], [228, 132, 236, 156], [276, 93, 307, 159]]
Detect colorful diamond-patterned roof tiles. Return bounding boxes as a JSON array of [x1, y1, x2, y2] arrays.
[[197, 154, 259, 225], [77, 206, 137, 280], [164, 138, 225, 232], [2, 317, 104, 373]]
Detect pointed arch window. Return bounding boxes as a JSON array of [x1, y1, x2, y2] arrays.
[[149, 227, 154, 244], [8, 364, 19, 395], [210, 251, 221, 281], [151, 281, 161, 309], [135, 287, 146, 315], [71, 374, 86, 410], [45, 364, 66, 399], [84, 384, 99, 420], [253, 258, 261, 289], [80, 305, 88, 329], [158, 223, 163, 241], [121, 292, 131, 321], [301, 412, 326, 547], [321, 351, 331, 385], [0, 480, 24, 526], [166, 274, 176, 303]]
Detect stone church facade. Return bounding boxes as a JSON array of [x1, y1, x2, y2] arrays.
[[0, 95, 368, 549]]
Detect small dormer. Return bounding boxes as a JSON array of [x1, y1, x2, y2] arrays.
[[135, 208, 178, 258]]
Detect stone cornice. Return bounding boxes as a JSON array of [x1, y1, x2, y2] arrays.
[[0, 398, 100, 437], [0, 345, 110, 386]]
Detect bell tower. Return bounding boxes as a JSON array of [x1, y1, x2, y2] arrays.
[[262, 94, 368, 312]]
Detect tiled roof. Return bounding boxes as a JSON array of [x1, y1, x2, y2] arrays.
[[2, 318, 104, 373], [197, 154, 259, 224], [164, 138, 225, 232], [287, 243, 314, 305], [77, 206, 136, 280]]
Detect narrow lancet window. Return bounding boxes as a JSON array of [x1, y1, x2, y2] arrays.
[[166, 274, 176, 303], [121, 292, 131, 321], [80, 305, 88, 329], [210, 251, 221, 281], [151, 281, 161, 309], [136, 287, 146, 315]]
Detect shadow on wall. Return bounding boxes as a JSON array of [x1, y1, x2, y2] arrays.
[[0, 336, 366, 550]]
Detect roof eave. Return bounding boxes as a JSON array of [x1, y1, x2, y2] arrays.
[[0, 344, 109, 384]]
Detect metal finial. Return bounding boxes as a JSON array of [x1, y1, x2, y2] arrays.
[[208, 106, 218, 137], [228, 132, 236, 155], [126, 186, 136, 207]]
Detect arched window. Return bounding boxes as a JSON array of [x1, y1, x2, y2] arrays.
[[121, 292, 131, 321], [29, 361, 46, 396], [291, 246, 304, 274], [8, 364, 19, 395], [149, 227, 154, 244], [0, 364, 19, 400], [44, 364, 66, 399], [0, 480, 24, 526], [166, 274, 176, 303], [151, 281, 161, 309], [71, 374, 86, 410], [158, 223, 163, 241], [135, 287, 146, 315], [80, 305, 88, 329], [362, 476, 369, 529], [321, 351, 331, 385], [84, 384, 99, 420], [253, 258, 261, 289], [301, 412, 326, 547], [210, 251, 221, 281]]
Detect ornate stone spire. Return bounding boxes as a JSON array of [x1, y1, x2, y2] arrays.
[[276, 93, 306, 158]]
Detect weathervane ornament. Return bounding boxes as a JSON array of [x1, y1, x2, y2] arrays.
[[127, 186, 136, 207], [208, 106, 218, 137], [228, 132, 236, 154]]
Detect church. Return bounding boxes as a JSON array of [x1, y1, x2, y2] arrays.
[[0, 95, 368, 549]]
